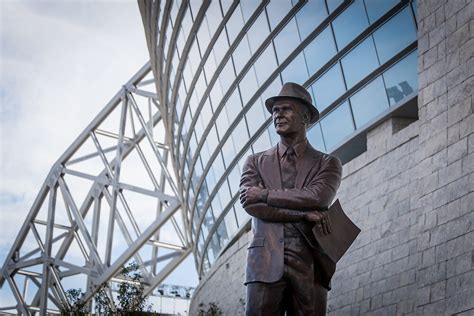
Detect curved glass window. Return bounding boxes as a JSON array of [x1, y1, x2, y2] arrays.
[[383, 50, 418, 105], [350, 76, 389, 128], [320, 101, 355, 149], [341, 36, 379, 89], [364, 0, 399, 23], [311, 63, 346, 111], [304, 26, 337, 76], [373, 7, 417, 64], [332, 0, 369, 50], [295, 0, 328, 40], [152, 0, 418, 278]]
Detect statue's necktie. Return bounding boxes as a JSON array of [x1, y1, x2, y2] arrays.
[[281, 147, 296, 189]]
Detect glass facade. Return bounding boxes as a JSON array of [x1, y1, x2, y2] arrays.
[[148, 0, 418, 277]]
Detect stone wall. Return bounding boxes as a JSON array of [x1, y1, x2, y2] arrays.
[[189, 0, 473, 314]]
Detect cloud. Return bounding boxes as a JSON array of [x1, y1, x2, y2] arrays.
[[0, 1, 147, 269]]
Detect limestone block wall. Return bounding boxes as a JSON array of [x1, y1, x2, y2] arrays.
[[189, 0, 473, 314]]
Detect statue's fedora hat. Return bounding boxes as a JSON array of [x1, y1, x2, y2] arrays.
[[265, 82, 319, 124]]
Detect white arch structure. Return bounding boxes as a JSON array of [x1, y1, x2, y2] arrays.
[[0, 63, 191, 315]]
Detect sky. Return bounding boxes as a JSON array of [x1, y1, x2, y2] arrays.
[[1, 0, 197, 313]]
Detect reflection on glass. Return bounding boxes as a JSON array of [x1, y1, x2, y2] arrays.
[[224, 209, 239, 238], [240, 0, 259, 21], [364, 0, 398, 24], [224, 89, 243, 125], [181, 9, 193, 41], [210, 232, 220, 260], [246, 98, 267, 136], [227, 166, 242, 196], [326, 0, 344, 12], [253, 45, 278, 85], [226, 4, 245, 44], [295, 0, 327, 39], [239, 67, 259, 105], [210, 80, 224, 108], [233, 38, 252, 75], [222, 137, 237, 168], [383, 50, 417, 105], [373, 7, 417, 64], [220, 0, 233, 15], [205, 2, 223, 36], [273, 18, 300, 62], [246, 13, 270, 53], [341, 36, 379, 88], [232, 119, 251, 154], [332, 0, 369, 49], [266, 0, 293, 30], [234, 201, 250, 227], [212, 195, 223, 218], [213, 29, 230, 65], [219, 59, 236, 93], [320, 101, 354, 149], [304, 26, 337, 76], [197, 19, 212, 53], [311, 63, 346, 111], [217, 221, 229, 247], [252, 130, 272, 154], [281, 52, 309, 85], [350, 76, 389, 128], [307, 123, 326, 152]]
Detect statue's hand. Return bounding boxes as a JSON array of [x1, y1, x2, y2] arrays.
[[240, 187, 266, 207], [304, 211, 331, 235]]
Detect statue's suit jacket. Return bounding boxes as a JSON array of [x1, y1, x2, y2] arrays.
[[240, 143, 342, 290]]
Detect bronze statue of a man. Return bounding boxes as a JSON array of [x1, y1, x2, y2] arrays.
[[240, 82, 343, 315]]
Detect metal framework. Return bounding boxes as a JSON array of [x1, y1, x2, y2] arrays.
[[0, 63, 191, 315]]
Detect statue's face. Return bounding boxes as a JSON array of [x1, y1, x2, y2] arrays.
[[272, 99, 306, 136]]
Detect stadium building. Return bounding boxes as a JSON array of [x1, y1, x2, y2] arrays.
[[139, 0, 472, 314]]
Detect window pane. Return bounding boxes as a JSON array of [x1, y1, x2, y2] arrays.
[[213, 29, 230, 65], [219, 59, 236, 93], [246, 98, 267, 136], [247, 13, 270, 53], [224, 89, 243, 124], [234, 200, 250, 227], [266, 0, 293, 30], [217, 221, 229, 246], [383, 50, 417, 106], [252, 130, 272, 153], [226, 4, 245, 44], [206, 1, 223, 36], [326, 0, 343, 13], [239, 68, 259, 105], [373, 7, 417, 64], [307, 123, 326, 152], [364, 0, 398, 24], [240, 0, 260, 21], [224, 209, 239, 238], [233, 38, 252, 75], [254, 45, 278, 85], [350, 76, 389, 128], [311, 63, 346, 111], [197, 18, 212, 53], [304, 26, 337, 76], [341, 36, 379, 89], [320, 101, 354, 149], [273, 18, 301, 62], [295, 0, 328, 39], [332, 0, 369, 49], [281, 51, 309, 85]]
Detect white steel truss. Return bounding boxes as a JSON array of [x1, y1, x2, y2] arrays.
[[0, 63, 191, 315]]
